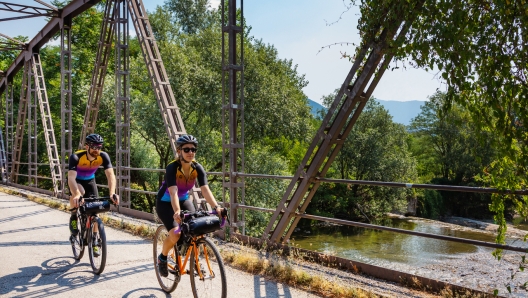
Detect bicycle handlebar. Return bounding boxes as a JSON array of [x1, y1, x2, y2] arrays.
[[68, 194, 118, 211]]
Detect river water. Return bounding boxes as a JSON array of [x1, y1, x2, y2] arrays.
[[289, 217, 528, 269]]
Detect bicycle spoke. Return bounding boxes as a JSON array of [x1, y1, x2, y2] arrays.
[[190, 238, 227, 298], [153, 225, 180, 293], [88, 217, 107, 274]]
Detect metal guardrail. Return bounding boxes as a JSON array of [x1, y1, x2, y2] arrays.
[[9, 165, 528, 253]]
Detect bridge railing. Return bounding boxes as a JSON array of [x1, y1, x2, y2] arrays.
[[4, 164, 528, 254]]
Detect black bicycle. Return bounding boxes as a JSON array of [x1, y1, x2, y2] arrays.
[[69, 195, 116, 275]]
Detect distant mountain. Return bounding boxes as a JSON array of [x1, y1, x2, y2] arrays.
[[307, 99, 425, 126], [308, 99, 325, 115], [375, 100, 425, 126]]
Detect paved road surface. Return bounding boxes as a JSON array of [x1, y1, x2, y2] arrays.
[[0, 192, 319, 298]]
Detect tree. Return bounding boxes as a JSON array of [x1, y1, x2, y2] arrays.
[[409, 91, 497, 218], [308, 96, 417, 220], [352, 0, 527, 244]]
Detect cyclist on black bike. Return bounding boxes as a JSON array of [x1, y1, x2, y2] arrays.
[[68, 133, 119, 255], [156, 134, 224, 277]]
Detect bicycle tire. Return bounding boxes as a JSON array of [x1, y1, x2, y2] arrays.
[[190, 237, 227, 298], [70, 213, 85, 260], [153, 225, 180, 293], [88, 217, 107, 274]]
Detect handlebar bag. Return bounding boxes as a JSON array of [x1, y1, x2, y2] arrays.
[[183, 215, 221, 236], [81, 200, 110, 214]]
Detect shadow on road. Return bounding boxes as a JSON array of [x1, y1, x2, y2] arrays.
[[0, 239, 151, 247], [0, 256, 153, 298], [0, 224, 65, 236], [0, 205, 38, 209], [253, 275, 293, 298], [122, 287, 172, 298], [0, 209, 51, 224]]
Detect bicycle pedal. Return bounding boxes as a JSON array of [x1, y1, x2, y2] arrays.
[[168, 268, 180, 276]]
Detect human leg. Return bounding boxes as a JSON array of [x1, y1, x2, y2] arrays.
[[156, 200, 179, 277], [69, 182, 85, 235]]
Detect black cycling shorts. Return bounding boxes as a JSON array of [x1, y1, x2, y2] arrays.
[[75, 178, 98, 198], [156, 199, 196, 232]]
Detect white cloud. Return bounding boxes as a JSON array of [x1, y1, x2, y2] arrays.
[[209, 0, 221, 10]]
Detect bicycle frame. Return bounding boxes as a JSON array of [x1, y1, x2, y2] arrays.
[[167, 235, 214, 280]]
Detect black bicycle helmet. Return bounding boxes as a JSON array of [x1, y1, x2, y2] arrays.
[[176, 134, 198, 148], [86, 133, 104, 145]]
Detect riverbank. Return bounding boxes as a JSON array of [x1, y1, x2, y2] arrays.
[[412, 216, 528, 297]]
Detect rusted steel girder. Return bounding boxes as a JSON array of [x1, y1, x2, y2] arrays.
[[0, 33, 26, 51], [0, 1, 58, 22], [79, 0, 116, 148], [264, 2, 425, 244], [221, 0, 246, 232], [0, 0, 103, 95]]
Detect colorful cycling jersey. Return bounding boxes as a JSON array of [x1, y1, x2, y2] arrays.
[[157, 159, 207, 202], [68, 150, 112, 180]]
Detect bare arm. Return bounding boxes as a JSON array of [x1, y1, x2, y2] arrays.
[[200, 185, 222, 213], [104, 168, 119, 205], [104, 168, 116, 196], [169, 185, 182, 223], [68, 170, 81, 198]]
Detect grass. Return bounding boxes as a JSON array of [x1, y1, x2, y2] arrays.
[[1, 186, 492, 298], [222, 248, 379, 298]]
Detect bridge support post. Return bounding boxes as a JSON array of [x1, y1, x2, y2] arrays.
[[60, 16, 73, 199], [221, 0, 246, 234], [115, 0, 131, 208], [3, 81, 14, 183], [11, 60, 30, 184]]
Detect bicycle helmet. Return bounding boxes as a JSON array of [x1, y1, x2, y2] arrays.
[[86, 133, 104, 145], [176, 134, 198, 148]]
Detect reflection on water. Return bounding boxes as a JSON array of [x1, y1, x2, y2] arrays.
[[290, 218, 502, 267]]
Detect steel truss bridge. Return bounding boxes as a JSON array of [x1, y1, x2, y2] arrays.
[[0, 2, 527, 291]]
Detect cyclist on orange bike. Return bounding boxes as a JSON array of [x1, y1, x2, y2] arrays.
[[67, 133, 119, 254], [156, 134, 224, 277]]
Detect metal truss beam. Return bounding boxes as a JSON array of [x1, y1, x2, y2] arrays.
[[264, 4, 425, 243], [0, 33, 26, 51], [11, 61, 30, 184], [0, 0, 102, 95], [60, 17, 72, 198], [79, 0, 116, 148], [4, 81, 13, 181], [115, 0, 130, 207], [0, 2, 58, 22], [28, 58, 37, 187], [221, 0, 245, 232], [127, 0, 186, 156], [30, 53, 62, 195]]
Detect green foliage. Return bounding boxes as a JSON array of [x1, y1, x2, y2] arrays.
[[408, 92, 497, 218], [240, 145, 291, 237], [308, 97, 417, 220], [352, 0, 527, 249], [416, 190, 444, 219]]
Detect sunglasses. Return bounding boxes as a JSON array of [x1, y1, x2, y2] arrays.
[[181, 147, 197, 153], [89, 144, 103, 150]]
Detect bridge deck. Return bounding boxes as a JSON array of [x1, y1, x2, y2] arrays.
[[0, 191, 319, 298]]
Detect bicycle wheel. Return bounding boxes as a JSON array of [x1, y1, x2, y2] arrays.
[[88, 217, 107, 274], [190, 237, 227, 298], [153, 225, 180, 293], [70, 213, 85, 260]]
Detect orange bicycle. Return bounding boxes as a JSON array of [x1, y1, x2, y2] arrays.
[[153, 209, 228, 297]]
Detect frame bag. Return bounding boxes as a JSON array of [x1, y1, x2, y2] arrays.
[[81, 200, 110, 214], [182, 214, 221, 236]]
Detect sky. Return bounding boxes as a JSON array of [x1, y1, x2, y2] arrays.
[[1, 0, 445, 104]]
